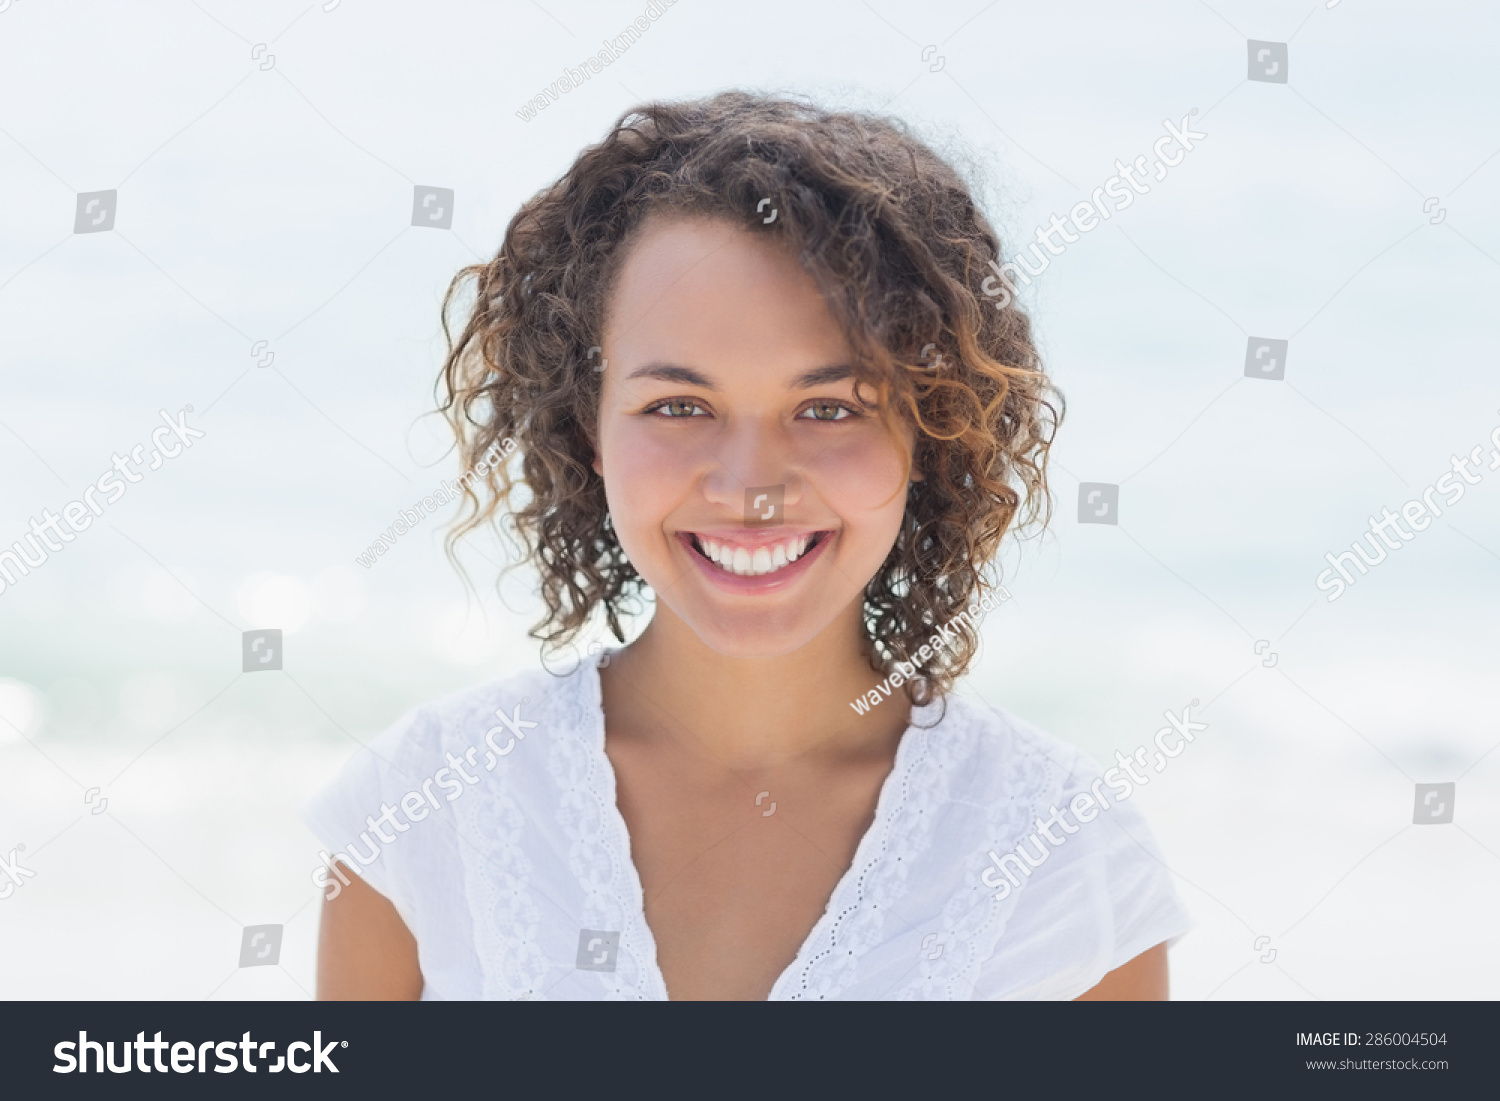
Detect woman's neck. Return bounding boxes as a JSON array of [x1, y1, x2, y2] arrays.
[[600, 606, 909, 770]]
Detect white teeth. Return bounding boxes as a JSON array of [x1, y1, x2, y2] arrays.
[[695, 534, 819, 576]]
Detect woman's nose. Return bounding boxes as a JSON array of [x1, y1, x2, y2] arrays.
[[700, 419, 804, 518]]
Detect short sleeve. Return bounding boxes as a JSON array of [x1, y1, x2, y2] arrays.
[[300, 706, 434, 931], [974, 746, 1193, 1000], [1075, 769, 1194, 975]]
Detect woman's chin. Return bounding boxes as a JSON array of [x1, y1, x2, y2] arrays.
[[667, 604, 843, 662], [700, 624, 824, 661]]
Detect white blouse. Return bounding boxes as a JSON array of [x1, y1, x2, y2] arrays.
[[303, 657, 1190, 1000]]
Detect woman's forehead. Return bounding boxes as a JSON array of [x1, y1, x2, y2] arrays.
[[605, 215, 851, 385]]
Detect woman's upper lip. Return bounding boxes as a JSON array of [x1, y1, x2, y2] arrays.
[[678, 528, 830, 549]]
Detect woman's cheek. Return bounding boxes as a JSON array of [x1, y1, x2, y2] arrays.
[[803, 430, 910, 516], [602, 422, 701, 550]]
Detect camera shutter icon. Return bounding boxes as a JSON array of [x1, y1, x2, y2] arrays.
[[1244, 337, 1288, 381], [412, 185, 454, 230], [238, 924, 283, 967], [1248, 40, 1288, 83], [242, 629, 283, 672], [1077, 483, 1118, 525], [576, 928, 620, 972], [73, 190, 117, 234], [1413, 782, 1454, 825], [744, 485, 785, 528]]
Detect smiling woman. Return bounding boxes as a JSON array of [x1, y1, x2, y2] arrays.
[[592, 214, 918, 663], [306, 92, 1188, 1001]]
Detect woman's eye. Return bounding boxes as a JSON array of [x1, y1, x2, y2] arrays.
[[799, 401, 852, 422], [650, 399, 707, 418]]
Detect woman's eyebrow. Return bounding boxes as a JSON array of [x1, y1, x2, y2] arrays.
[[622, 363, 853, 389], [792, 365, 853, 388], [624, 363, 717, 388]]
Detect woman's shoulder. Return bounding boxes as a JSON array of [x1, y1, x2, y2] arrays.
[[926, 690, 1177, 864], [923, 689, 1102, 804], [364, 662, 594, 768], [302, 663, 596, 859], [919, 693, 1192, 999]]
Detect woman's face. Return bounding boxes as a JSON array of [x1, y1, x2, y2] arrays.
[[594, 214, 915, 658]]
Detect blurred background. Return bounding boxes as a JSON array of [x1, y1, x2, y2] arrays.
[[0, 0, 1496, 1000]]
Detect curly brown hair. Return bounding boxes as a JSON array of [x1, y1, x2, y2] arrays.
[[438, 91, 1061, 704]]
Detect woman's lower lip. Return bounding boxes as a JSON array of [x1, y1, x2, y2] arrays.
[[678, 532, 832, 592]]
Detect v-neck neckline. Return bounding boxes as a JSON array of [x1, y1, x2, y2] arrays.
[[579, 654, 935, 1001]]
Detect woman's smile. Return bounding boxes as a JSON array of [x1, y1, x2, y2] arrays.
[[676, 528, 835, 589]]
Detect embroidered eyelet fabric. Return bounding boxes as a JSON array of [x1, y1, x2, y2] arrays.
[[303, 659, 1191, 1000]]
